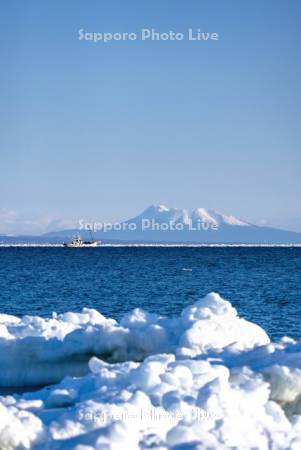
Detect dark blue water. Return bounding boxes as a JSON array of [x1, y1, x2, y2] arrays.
[[0, 247, 300, 341]]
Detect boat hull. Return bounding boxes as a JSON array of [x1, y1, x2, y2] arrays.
[[63, 242, 99, 248]]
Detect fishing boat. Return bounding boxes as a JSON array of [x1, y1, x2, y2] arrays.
[[63, 229, 100, 247]]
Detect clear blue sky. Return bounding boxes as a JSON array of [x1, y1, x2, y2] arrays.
[[0, 0, 300, 233]]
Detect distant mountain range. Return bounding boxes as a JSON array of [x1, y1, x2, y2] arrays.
[[1, 205, 301, 245]]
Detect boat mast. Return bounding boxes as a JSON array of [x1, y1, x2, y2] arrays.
[[88, 225, 94, 242]]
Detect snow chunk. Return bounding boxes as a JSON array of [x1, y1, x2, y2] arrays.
[[0, 293, 269, 388], [0, 402, 44, 449]]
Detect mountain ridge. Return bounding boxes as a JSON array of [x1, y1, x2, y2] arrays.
[[1, 205, 300, 245]]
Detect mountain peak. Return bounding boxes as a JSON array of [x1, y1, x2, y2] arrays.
[[153, 204, 170, 212], [139, 205, 250, 227]]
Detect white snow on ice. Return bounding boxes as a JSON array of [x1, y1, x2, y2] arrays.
[[0, 293, 301, 449]]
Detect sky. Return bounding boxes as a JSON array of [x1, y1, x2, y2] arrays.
[[0, 0, 300, 234]]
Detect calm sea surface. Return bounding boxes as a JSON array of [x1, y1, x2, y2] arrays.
[[0, 247, 300, 341]]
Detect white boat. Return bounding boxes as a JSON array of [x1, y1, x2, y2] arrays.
[[63, 232, 100, 248]]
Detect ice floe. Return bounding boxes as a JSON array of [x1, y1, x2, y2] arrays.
[[0, 293, 300, 449]]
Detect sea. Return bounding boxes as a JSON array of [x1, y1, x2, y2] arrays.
[[0, 247, 300, 341]]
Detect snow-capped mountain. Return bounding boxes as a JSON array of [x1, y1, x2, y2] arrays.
[[1, 205, 301, 245], [43, 205, 301, 244], [131, 205, 250, 228], [109, 205, 300, 243]]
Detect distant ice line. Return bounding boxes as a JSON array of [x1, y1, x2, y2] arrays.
[[0, 243, 300, 248]]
